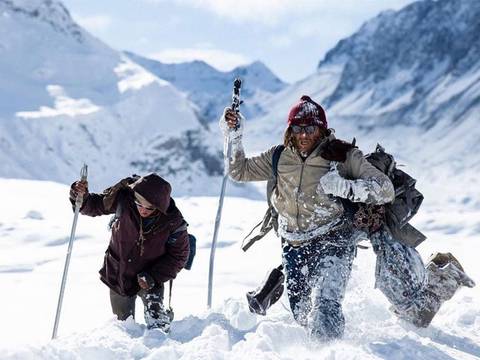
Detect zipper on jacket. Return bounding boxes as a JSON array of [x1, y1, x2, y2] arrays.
[[295, 160, 306, 226]]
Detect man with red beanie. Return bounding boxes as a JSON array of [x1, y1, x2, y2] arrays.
[[220, 95, 395, 340], [220, 95, 475, 339], [70, 173, 189, 333]]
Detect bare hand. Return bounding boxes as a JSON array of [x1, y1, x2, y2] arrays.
[[224, 108, 239, 129], [137, 272, 155, 290], [72, 180, 89, 198], [138, 277, 150, 290]]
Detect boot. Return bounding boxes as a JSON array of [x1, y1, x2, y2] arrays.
[[399, 252, 475, 328], [246, 265, 285, 316], [145, 304, 173, 332]]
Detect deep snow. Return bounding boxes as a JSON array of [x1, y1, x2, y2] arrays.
[[1, 179, 479, 359]]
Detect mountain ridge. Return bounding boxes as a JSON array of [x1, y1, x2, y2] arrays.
[[124, 51, 287, 123]]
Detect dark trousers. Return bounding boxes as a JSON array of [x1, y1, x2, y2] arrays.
[[282, 226, 356, 340], [109, 283, 169, 329]]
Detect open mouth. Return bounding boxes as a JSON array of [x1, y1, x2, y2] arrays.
[[299, 139, 312, 147]]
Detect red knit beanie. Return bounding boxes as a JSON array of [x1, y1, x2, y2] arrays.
[[287, 95, 327, 129]]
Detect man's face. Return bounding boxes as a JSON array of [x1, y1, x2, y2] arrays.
[[291, 124, 322, 156]]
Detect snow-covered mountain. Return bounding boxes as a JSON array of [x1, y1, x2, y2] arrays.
[[0, 0, 233, 195], [246, 0, 480, 207], [124, 51, 287, 123]]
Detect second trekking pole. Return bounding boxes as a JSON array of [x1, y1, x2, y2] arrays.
[[207, 78, 242, 308]]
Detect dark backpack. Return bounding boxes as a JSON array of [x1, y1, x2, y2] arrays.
[[366, 145, 423, 227], [363, 144, 426, 247], [168, 226, 196, 270]]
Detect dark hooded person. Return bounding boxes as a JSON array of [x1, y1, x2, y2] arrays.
[[70, 173, 189, 333]]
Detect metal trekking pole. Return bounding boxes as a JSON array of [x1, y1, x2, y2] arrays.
[[207, 78, 242, 308], [52, 164, 88, 339]]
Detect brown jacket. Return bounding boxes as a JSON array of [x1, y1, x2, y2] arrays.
[[70, 174, 189, 296], [229, 134, 394, 242]]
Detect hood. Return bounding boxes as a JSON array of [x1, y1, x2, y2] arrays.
[[130, 173, 171, 213]]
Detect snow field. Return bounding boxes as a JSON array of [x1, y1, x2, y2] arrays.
[[1, 179, 479, 359]]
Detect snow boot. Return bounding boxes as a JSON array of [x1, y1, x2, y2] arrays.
[[145, 304, 173, 333], [144, 294, 174, 333], [399, 252, 475, 328]]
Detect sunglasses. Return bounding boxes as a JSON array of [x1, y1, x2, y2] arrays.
[[291, 125, 317, 134], [134, 200, 155, 211]]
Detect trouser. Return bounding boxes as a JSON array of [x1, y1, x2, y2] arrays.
[[282, 226, 356, 340], [109, 283, 171, 330]]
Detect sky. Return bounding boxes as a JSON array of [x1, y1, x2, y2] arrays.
[[62, 0, 415, 83]]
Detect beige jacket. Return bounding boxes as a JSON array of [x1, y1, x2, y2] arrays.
[[228, 134, 395, 242]]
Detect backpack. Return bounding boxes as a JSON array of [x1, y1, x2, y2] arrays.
[[168, 225, 196, 270], [363, 144, 426, 247]]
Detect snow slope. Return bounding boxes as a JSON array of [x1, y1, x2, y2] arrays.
[[0, 0, 250, 197], [1, 179, 479, 359]]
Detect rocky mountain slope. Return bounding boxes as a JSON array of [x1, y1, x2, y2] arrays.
[[246, 0, 480, 207]]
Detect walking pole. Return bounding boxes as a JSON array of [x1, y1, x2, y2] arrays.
[[52, 164, 88, 339], [207, 78, 242, 308]]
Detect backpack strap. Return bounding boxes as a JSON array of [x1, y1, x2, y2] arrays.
[[272, 145, 285, 180], [242, 145, 284, 252], [267, 144, 285, 205]]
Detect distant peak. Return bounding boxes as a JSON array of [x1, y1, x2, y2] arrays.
[[1, 0, 84, 41], [235, 60, 267, 71]]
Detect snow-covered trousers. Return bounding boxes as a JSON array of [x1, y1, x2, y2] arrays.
[[282, 226, 356, 340], [370, 227, 429, 315], [110, 283, 171, 329]]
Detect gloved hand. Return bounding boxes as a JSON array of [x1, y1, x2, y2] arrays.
[[219, 107, 244, 143], [320, 163, 371, 203], [137, 271, 155, 290]]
